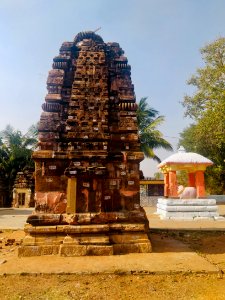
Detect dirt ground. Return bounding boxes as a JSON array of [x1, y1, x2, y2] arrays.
[[0, 273, 224, 300], [0, 230, 225, 299]]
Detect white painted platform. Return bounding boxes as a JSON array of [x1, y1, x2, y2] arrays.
[[157, 198, 216, 206], [156, 198, 221, 220]]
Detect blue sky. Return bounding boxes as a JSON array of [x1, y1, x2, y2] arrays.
[[0, 0, 225, 176]]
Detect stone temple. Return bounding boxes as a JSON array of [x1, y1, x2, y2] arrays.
[[19, 31, 152, 256]]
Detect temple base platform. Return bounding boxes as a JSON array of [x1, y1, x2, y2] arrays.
[[156, 198, 221, 220], [18, 211, 152, 256]]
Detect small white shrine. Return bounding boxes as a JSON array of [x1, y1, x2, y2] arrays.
[[156, 147, 220, 220]]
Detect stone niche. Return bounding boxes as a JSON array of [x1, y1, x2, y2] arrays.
[[19, 31, 151, 256]]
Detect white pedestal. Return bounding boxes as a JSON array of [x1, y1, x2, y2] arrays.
[[156, 198, 220, 220]]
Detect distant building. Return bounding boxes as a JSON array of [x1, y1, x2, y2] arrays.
[[12, 171, 35, 208], [140, 178, 164, 197]]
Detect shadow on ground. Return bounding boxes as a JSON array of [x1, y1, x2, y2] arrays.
[[150, 232, 192, 253], [160, 231, 225, 255], [0, 209, 34, 216]]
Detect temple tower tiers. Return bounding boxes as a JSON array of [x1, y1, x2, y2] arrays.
[[19, 31, 151, 256]]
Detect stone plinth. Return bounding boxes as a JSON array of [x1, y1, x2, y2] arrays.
[[157, 198, 220, 220], [18, 210, 151, 257]]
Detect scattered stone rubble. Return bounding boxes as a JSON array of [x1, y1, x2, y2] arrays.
[[0, 235, 22, 260]]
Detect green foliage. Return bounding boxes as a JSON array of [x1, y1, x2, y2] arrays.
[[0, 124, 37, 205], [182, 38, 225, 120], [179, 124, 198, 152], [179, 123, 225, 194], [180, 37, 225, 194], [137, 97, 159, 130], [137, 97, 173, 162], [176, 170, 188, 187], [153, 172, 163, 180]]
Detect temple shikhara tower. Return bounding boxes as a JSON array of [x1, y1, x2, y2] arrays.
[[19, 31, 151, 256]]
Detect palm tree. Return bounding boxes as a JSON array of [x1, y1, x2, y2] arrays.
[[0, 124, 37, 206], [137, 97, 173, 162]]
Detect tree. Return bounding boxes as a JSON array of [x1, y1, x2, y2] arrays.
[[0, 125, 37, 206], [137, 97, 173, 162], [179, 124, 198, 152], [182, 38, 225, 120], [180, 38, 225, 194], [179, 114, 225, 194], [153, 172, 163, 180]]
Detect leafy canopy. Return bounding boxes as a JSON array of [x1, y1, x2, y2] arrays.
[[182, 38, 225, 120], [137, 97, 172, 162], [180, 37, 225, 194], [0, 124, 38, 205]]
